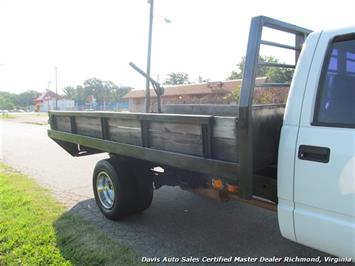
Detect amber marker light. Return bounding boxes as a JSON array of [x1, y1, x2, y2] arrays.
[[212, 178, 223, 190], [227, 184, 238, 193]]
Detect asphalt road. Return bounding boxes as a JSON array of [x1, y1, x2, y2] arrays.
[[0, 119, 332, 265]]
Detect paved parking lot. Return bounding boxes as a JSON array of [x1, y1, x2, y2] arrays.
[[0, 119, 331, 264]]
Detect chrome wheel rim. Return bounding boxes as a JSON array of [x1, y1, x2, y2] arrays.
[[96, 171, 115, 209]]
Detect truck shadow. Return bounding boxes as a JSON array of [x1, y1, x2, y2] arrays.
[[53, 187, 330, 263]]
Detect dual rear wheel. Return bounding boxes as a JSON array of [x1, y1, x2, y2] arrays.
[[93, 158, 153, 220]]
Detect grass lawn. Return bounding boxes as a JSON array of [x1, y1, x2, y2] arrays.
[[31, 112, 49, 117], [0, 163, 144, 266], [0, 115, 16, 120]]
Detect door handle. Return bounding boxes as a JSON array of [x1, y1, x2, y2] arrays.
[[298, 145, 330, 163]]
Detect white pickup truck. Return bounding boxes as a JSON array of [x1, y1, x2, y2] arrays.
[[48, 16, 355, 260], [278, 24, 355, 260]]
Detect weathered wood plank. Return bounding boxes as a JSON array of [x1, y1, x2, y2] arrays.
[[108, 118, 142, 146], [75, 117, 102, 138], [213, 116, 237, 139], [56, 116, 71, 132], [149, 131, 203, 156], [148, 121, 203, 156], [108, 117, 142, 128], [163, 104, 239, 116], [49, 111, 212, 124], [149, 121, 202, 136], [212, 137, 238, 162], [212, 116, 238, 162]]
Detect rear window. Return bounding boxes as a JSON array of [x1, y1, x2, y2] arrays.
[[313, 35, 355, 127]]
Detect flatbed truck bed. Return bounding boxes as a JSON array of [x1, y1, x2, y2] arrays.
[[48, 103, 282, 191], [48, 15, 309, 205]]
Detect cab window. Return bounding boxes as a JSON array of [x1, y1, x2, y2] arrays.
[[313, 35, 355, 127]]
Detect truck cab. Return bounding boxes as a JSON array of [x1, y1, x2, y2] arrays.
[[278, 27, 355, 260]]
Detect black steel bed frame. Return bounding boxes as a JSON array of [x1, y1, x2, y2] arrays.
[[238, 16, 311, 199]]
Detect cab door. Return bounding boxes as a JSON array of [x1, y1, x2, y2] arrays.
[[294, 30, 355, 260]]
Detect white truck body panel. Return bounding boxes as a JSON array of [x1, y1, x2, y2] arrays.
[[279, 27, 355, 260], [278, 31, 321, 243]]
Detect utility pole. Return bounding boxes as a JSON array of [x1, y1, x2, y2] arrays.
[[47, 81, 51, 112], [55, 67, 58, 110], [145, 0, 154, 112]]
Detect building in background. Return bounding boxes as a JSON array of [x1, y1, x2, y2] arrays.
[[33, 90, 74, 112], [122, 78, 285, 112]]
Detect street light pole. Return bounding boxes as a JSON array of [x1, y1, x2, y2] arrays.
[[55, 66, 58, 110], [145, 0, 154, 113]]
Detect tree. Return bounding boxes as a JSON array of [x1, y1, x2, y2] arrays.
[[228, 57, 246, 80], [0, 91, 40, 110], [163, 72, 190, 85], [227, 56, 294, 83], [265, 66, 294, 83], [0, 92, 16, 110], [82, 78, 132, 103], [75, 85, 86, 105], [83, 78, 105, 103], [62, 78, 132, 105], [196, 76, 211, 83], [110, 85, 133, 102], [63, 86, 77, 100], [16, 90, 41, 108], [0, 95, 15, 110]]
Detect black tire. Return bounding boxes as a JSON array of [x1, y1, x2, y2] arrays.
[[93, 158, 136, 220], [131, 165, 154, 213]]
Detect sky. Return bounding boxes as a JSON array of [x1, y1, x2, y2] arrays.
[[0, 0, 354, 94]]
